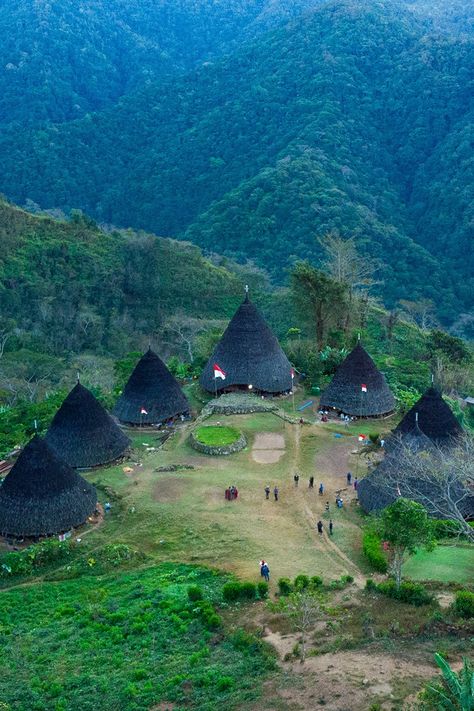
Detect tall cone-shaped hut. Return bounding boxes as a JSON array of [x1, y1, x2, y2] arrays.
[[0, 435, 97, 538], [358, 422, 472, 518], [113, 348, 190, 425], [200, 290, 292, 394], [45, 382, 130, 468], [388, 387, 462, 448], [319, 342, 395, 417]]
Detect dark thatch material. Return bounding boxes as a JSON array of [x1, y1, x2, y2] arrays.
[[45, 382, 130, 468], [388, 387, 463, 448], [358, 425, 473, 519], [0, 436, 97, 538], [319, 343, 395, 417], [200, 293, 292, 394], [113, 349, 190, 425]]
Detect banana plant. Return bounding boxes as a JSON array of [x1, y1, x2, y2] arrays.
[[428, 653, 474, 710]]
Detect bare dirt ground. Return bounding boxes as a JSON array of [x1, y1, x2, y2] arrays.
[[152, 476, 186, 503], [259, 633, 436, 711], [252, 432, 286, 464]]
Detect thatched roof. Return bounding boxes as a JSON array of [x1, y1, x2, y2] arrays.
[[113, 348, 190, 425], [0, 436, 97, 537], [389, 387, 462, 448], [200, 293, 292, 394], [45, 382, 130, 468], [358, 425, 473, 519], [319, 343, 395, 416]]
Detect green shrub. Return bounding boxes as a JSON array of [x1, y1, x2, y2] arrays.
[[239, 582, 257, 600], [362, 531, 388, 573], [310, 575, 323, 588], [365, 578, 377, 591], [341, 575, 354, 584], [431, 519, 464, 540], [216, 676, 234, 691], [377, 580, 433, 606], [187, 585, 204, 602], [294, 574, 310, 590], [257, 582, 269, 599], [278, 578, 292, 596], [222, 582, 241, 602], [452, 590, 474, 619]]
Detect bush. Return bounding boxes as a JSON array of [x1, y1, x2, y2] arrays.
[[187, 585, 204, 602], [222, 581, 257, 602], [431, 519, 464, 540], [222, 582, 242, 602], [341, 575, 354, 584], [310, 576, 323, 589], [216, 676, 234, 691], [365, 578, 377, 591], [362, 531, 388, 573], [452, 590, 474, 619], [278, 578, 292, 596], [257, 582, 269, 599], [294, 574, 310, 590], [239, 582, 257, 600], [377, 580, 433, 606]]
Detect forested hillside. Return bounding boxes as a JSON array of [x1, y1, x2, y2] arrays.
[[0, 0, 473, 326]]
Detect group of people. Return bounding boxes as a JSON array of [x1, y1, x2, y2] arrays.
[[225, 485, 239, 500], [316, 519, 334, 535], [264, 485, 279, 501], [259, 559, 270, 581]]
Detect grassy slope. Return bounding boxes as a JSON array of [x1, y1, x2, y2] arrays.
[[194, 425, 241, 446], [0, 564, 274, 711]]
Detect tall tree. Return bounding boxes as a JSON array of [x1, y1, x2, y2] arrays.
[[376, 498, 434, 589], [290, 262, 347, 350]]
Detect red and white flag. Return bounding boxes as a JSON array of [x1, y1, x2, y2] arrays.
[[213, 363, 226, 380], [358, 434, 367, 442], [361, 383, 367, 392], [140, 407, 148, 415], [290, 367, 295, 380]]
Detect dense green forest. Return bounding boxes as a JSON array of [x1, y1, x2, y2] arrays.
[[0, 0, 473, 327]]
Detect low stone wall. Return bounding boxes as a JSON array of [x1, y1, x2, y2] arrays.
[[189, 431, 247, 456]]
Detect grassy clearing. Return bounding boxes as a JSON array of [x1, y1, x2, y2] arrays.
[[194, 425, 241, 446], [404, 545, 474, 584], [0, 563, 275, 711]]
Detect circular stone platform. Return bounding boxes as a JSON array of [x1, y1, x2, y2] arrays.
[[189, 425, 247, 456]]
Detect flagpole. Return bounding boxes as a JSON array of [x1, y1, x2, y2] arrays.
[[214, 374, 217, 399]]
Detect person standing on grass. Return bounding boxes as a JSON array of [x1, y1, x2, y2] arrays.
[[274, 486, 279, 501], [317, 520, 323, 535], [261, 562, 270, 582], [319, 482, 324, 496], [265, 485, 270, 500], [347, 472, 352, 485], [354, 477, 358, 491], [329, 519, 333, 535], [325, 501, 330, 513], [294, 473, 299, 487], [309, 476, 314, 488]]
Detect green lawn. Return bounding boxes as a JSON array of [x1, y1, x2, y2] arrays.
[[404, 545, 474, 584], [194, 425, 241, 446]]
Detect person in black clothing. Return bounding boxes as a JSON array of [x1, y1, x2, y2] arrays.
[[309, 476, 314, 488], [293, 473, 299, 487], [264, 485, 270, 500], [274, 486, 279, 501], [329, 519, 333, 535], [347, 472, 352, 485], [317, 520, 323, 535]]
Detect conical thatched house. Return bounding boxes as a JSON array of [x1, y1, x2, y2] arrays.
[[388, 387, 462, 448], [113, 348, 190, 425], [358, 423, 473, 519], [0, 436, 97, 538], [200, 291, 292, 394], [319, 343, 395, 417], [45, 382, 130, 468]]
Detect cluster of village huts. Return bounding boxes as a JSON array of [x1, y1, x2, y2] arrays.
[[0, 290, 471, 541]]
